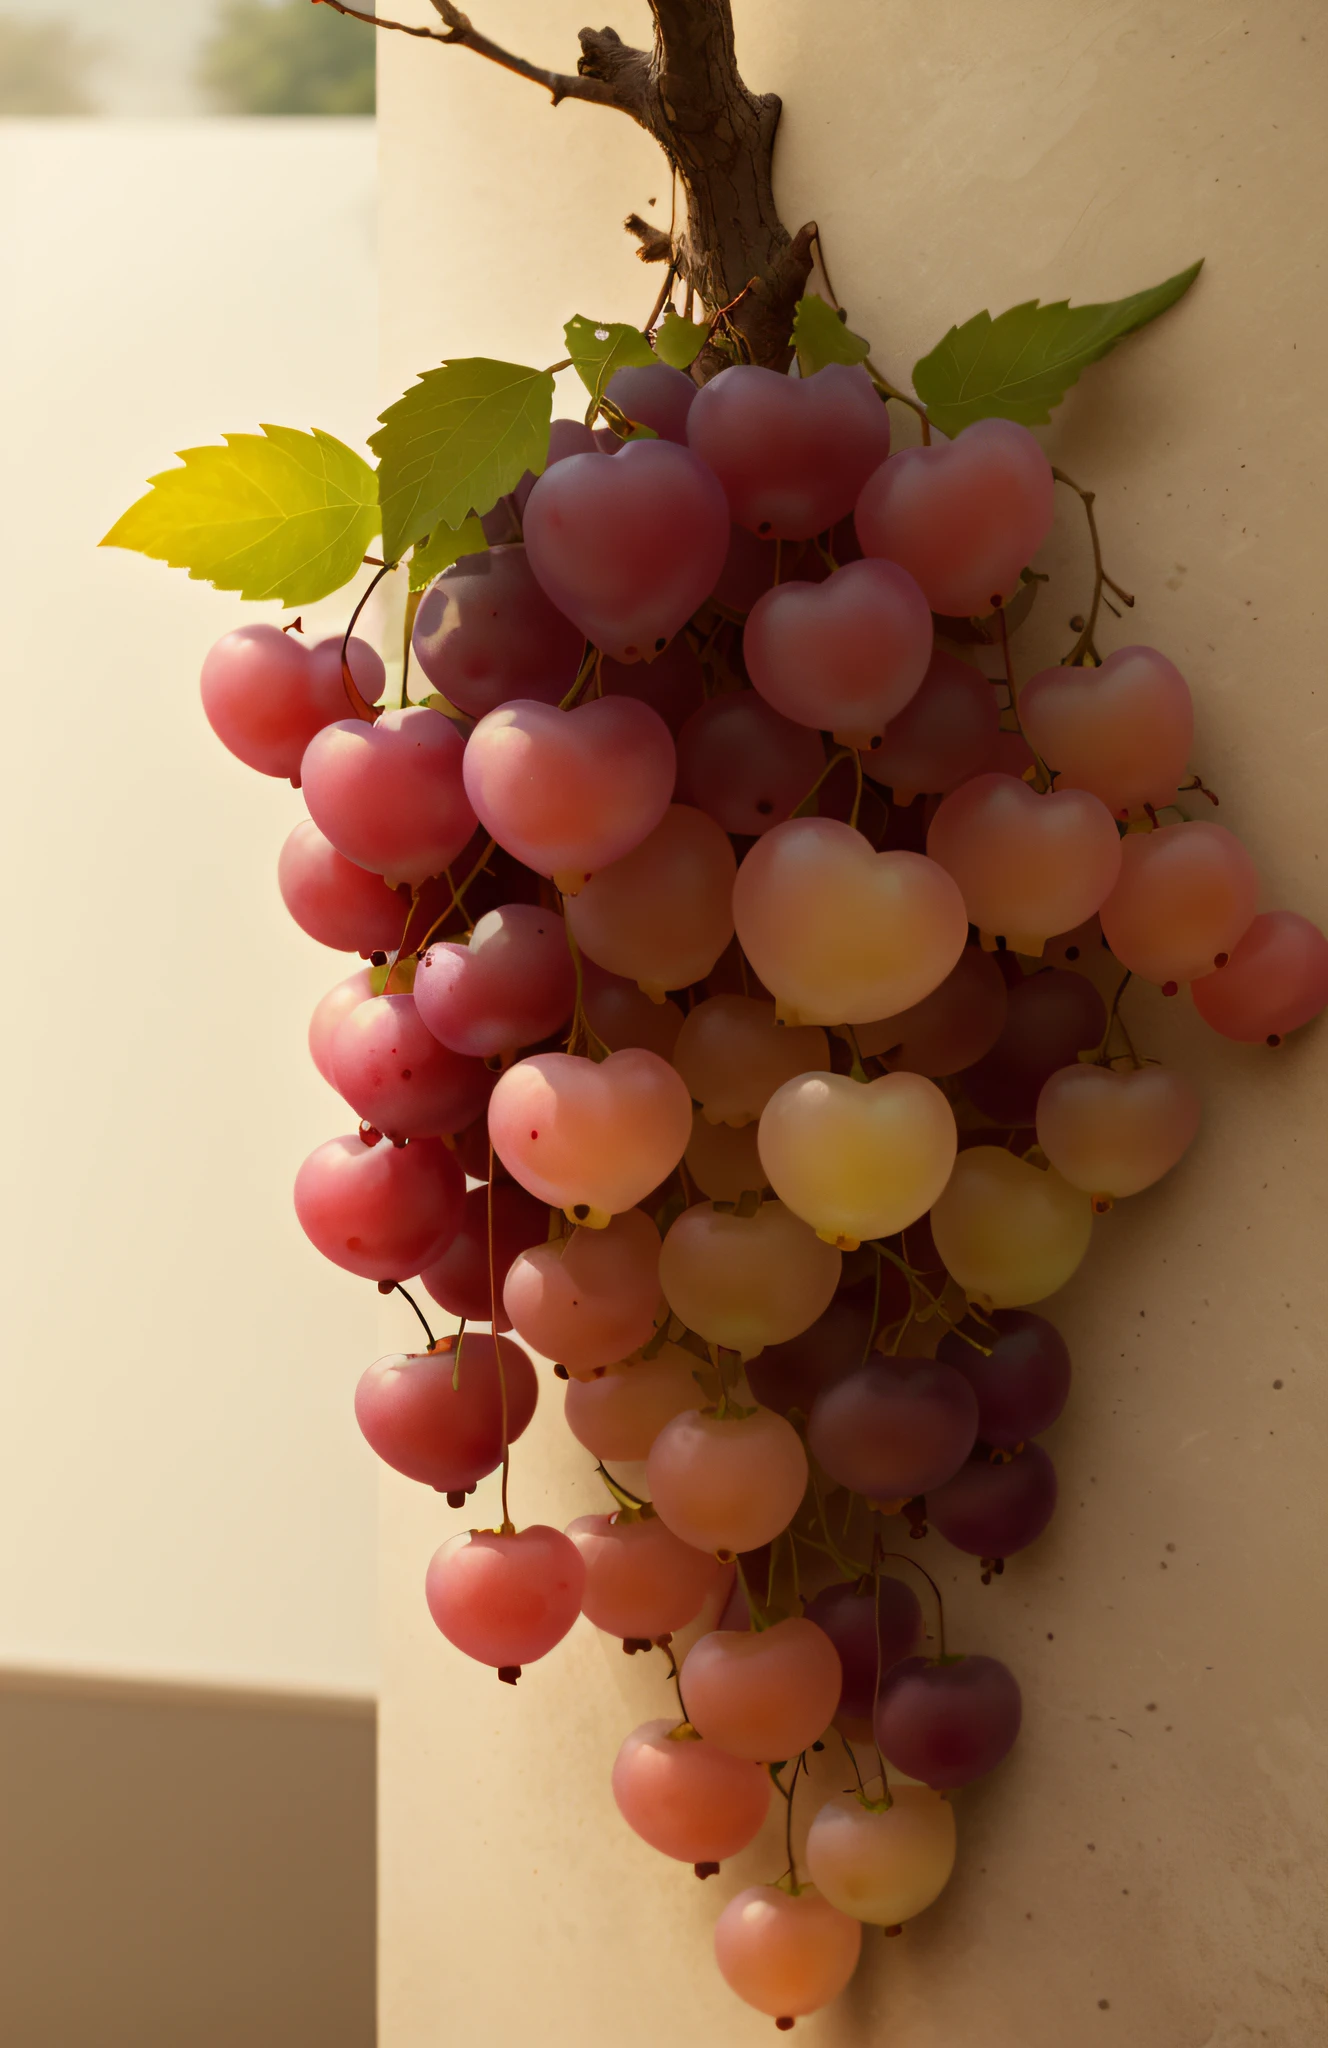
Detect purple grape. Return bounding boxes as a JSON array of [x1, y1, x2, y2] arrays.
[[605, 362, 697, 444], [961, 968, 1107, 1125], [927, 1444, 1058, 1560], [687, 362, 892, 540], [874, 1653, 1022, 1787], [601, 635, 707, 736], [936, 1308, 1071, 1448], [412, 544, 585, 718], [745, 1294, 875, 1416], [807, 1358, 979, 1501], [803, 1578, 924, 1736]]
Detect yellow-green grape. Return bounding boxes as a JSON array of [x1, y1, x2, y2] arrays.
[[929, 1146, 1092, 1307], [684, 1110, 768, 1203], [564, 804, 736, 1001], [1035, 1063, 1201, 1201], [804, 1786, 957, 1926], [757, 1072, 957, 1249], [658, 1200, 842, 1358], [672, 994, 830, 1126]]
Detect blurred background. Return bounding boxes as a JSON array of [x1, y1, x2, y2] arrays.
[[1, 6, 380, 2043]]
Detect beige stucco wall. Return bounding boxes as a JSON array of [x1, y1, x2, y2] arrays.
[[376, 7, 1328, 2042]]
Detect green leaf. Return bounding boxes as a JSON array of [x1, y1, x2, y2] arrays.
[[912, 260, 1204, 436], [99, 425, 379, 606], [792, 294, 871, 375], [565, 315, 655, 404], [408, 514, 488, 593], [371, 358, 554, 562], [654, 310, 709, 370]]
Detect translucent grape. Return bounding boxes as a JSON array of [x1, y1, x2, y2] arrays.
[[855, 418, 1055, 616], [745, 560, 933, 740], [806, 1785, 956, 1926], [293, 1132, 464, 1281], [200, 625, 383, 781], [581, 962, 685, 1060], [510, 419, 600, 521], [299, 705, 477, 888], [961, 967, 1107, 1124], [732, 819, 969, 1025], [682, 1617, 842, 1760], [567, 1511, 723, 1639], [1036, 1062, 1201, 1198], [675, 692, 825, 837], [927, 772, 1123, 953], [928, 1443, 1058, 1559], [714, 1885, 862, 2023], [856, 946, 1008, 1076], [523, 440, 730, 663], [411, 544, 585, 718], [612, 1718, 771, 1864], [874, 1653, 1022, 1787], [758, 1072, 957, 1249], [604, 361, 697, 443], [308, 968, 374, 1086], [424, 1525, 585, 1671], [278, 819, 407, 956], [354, 1334, 538, 1491], [807, 1357, 978, 1502], [803, 1578, 925, 1741], [329, 993, 492, 1140], [673, 995, 830, 1127], [687, 361, 892, 540], [647, 1406, 810, 1554], [658, 1201, 841, 1359], [744, 1295, 877, 1416], [1020, 645, 1194, 819], [502, 1206, 663, 1374], [935, 1308, 1070, 1449], [930, 1147, 1092, 1307], [563, 1343, 705, 1461], [462, 697, 676, 890], [601, 634, 706, 736], [1099, 821, 1260, 986], [413, 904, 576, 1059], [489, 1049, 692, 1226], [419, 1181, 549, 1327], [1191, 909, 1328, 1043], [564, 805, 736, 999], [861, 647, 1000, 801], [684, 1111, 767, 1203]]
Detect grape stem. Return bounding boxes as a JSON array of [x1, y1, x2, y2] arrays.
[[769, 1752, 806, 1890], [339, 559, 397, 722], [837, 1727, 868, 1798], [594, 1461, 650, 1513], [392, 1283, 436, 1349], [487, 1144, 514, 1535], [791, 745, 860, 821], [407, 836, 498, 962], [864, 359, 932, 444], [561, 921, 612, 1061], [657, 1636, 689, 1720], [876, 1545, 948, 1660], [1051, 467, 1136, 668], [399, 587, 421, 710], [1095, 969, 1144, 1071]]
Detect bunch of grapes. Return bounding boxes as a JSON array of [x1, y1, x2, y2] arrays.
[[200, 358, 1328, 2028]]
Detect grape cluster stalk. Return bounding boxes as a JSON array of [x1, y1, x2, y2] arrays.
[[198, 355, 1328, 2028]]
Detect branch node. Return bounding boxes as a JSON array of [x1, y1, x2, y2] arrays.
[[625, 212, 673, 264]]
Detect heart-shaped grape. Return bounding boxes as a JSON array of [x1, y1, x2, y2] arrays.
[[414, 903, 576, 1059], [744, 560, 932, 740], [278, 819, 407, 956], [564, 804, 736, 999], [411, 544, 586, 718], [687, 362, 891, 539], [1035, 1062, 1201, 1199], [758, 1071, 958, 1248], [927, 771, 1123, 953], [673, 995, 830, 1126], [658, 1200, 841, 1359], [1099, 821, 1259, 986], [293, 1132, 464, 1281], [604, 361, 697, 443], [930, 1146, 1092, 1307], [200, 626, 383, 781], [489, 1048, 692, 1226], [1191, 909, 1328, 1043], [502, 1207, 663, 1375], [676, 692, 826, 836], [300, 706, 477, 888], [1019, 645, 1194, 819], [861, 646, 1000, 801]]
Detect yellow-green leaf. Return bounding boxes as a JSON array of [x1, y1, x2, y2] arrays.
[[565, 316, 655, 404], [409, 515, 488, 593], [99, 424, 379, 606], [371, 358, 554, 562], [654, 311, 709, 370], [792, 294, 871, 375]]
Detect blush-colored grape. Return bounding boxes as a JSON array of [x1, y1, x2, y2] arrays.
[[733, 819, 969, 1025], [424, 1524, 585, 1670], [803, 1578, 925, 1741], [604, 361, 697, 443], [565, 805, 736, 999], [581, 962, 685, 1059], [489, 1049, 692, 1225], [861, 646, 1001, 801], [807, 1786, 955, 1928], [935, 1308, 1070, 1449], [673, 995, 830, 1127], [502, 1206, 663, 1374], [744, 1295, 876, 1417], [961, 967, 1107, 1124], [744, 560, 933, 738], [1020, 645, 1194, 819], [682, 1617, 842, 1760], [1036, 1062, 1201, 1198], [1099, 821, 1261, 986], [648, 1406, 810, 1554], [874, 1653, 1022, 1788], [658, 1201, 841, 1359], [808, 1357, 978, 1501], [200, 626, 383, 780], [758, 1071, 957, 1249], [684, 1111, 767, 1203], [523, 439, 729, 663], [930, 1146, 1092, 1307], [927, 772, 1122, 953], [419, 1181, 549, 1327], [856, 418, 1055, 616], [354, 1334, 538, 1491], [601, 634, 707, 736], [563, 1343, 706, 1461], [462, 697, 676, 889], [687, 361, 891, 539], [612, 1719, 771, 1863], [299, 706, 477, 888], [676, 692, 825, 837], [329, 993, 491, 1140], [293, 1133, 464, 1280], [714, 1885, 862, 2023], [308, 968, 374, 1086], [1191, 909, 1328, 1043], [856, 947, 1008, 1076], [413, 903, 576, 1058], [928, 1443, 1058, 1559], [278, 819, 407, 956], [411, 543, 586, 717], [567, 1511, 723, 1638]]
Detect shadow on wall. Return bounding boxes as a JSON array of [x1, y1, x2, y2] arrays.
[[0, 1671, 375, 2048]]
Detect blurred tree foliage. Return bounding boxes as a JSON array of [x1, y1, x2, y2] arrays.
[[198, 0, 375, 114], [0, 17, 101, 113]]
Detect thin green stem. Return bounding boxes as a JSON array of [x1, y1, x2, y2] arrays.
[[487, 1146, 513, 1535]]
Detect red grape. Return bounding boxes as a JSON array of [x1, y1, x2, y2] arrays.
[[604, 361, 697, 443], [601, 634, 707, 736], [411, 543, 585, 717], [803, 1577, 926, 1740], [687, 361, 891, 539], [935, 1308, 1070, 1448], [1020, 645, 1194, 820], [424, 1524, 585, 1671], [300, 706, 477, 888], [354, 1333, 538, 1491], [681, 1616, 842, 1759], [200, 624, 381, 781], [413, 903, 576, 1059], [1099, 821, 1260, 986], [1191, 909, 1328, 1043], [329, 993, 492, 1139], [857, 945, 1008, 1076], [961, 967, 1107, 1124], [744, 559, 933, 739], [714, 1885, 862, 2022], [562, 1344, 705, 1461], [874, 1653, 1022, 1787], [861, 646, 1000, 801], [502, 1206, 663, 1374], [564, 804, 736, 999], [277, 819, 407, 956], [308, 967, 374, 1086], [419, 1180, 549, 1326], [927, 1443, 1058, 1559], [927, 771, 1123, 954], [612, 1718, 771, 1864], [675, 691, 825, 837], [647, 1405, 810, 1555], [808, 1357, 979, 1502], [567, 1511, 723, 1638], [293, 1132, 464, 1281], [490, 1048, 692, 1226]]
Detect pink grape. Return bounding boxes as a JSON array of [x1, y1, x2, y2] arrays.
[[612, 1719, 771, 1864], [308, 968, 374, 1086], [927, 771, 1122, 953], [673, 995, 830, 1127], [1020, 645, 1195, 819], [927, 1443, 1058, 1560], [758, 1071, 957, 1249], [200, 624, 382, 781], [682, 1617, 842, 1760], [805, 1785, 957, 1927], [502, 1206, 663, 1374], [581, 962, 685, 1059], [511, 418, 601, 518], [565, 805, 736, 999], [687, 361, 891, 539], [803, 1578, 925, 1741], [712, 524, 781, 614], [461, 697, 676, 890], [413, 903, 576, 1059], [412, 544, 585, 717], [962, 966, 1106, 1124], [1191, 909, 1328, 1043], [714, 1885, 862, 2023], [857, 946, 1008, 1076], [300, 706, 477, 888], [808, 1357, 979, 1502], [684, 1111, 767, 1203], [658, 1201, 841, 1359], [930, 1146, 1092, 1307], [567, 1511, 723, 1639], [855, 417, 1055, 616], [604, 361, 697, 443], [354, 1333, 538, 1492], [278, 819, 407, 956], [861, 646, 1001, 801], [523, 439, 729, 663], [601, 634, 707, 736], [744, 1294, 876, 1416], [329, 993, 491, 1140], [744, 559, 933, 739], [935, 1308, 1070, 1449], [675, 692, 825, 837], [563, 1344, 706, 1461], [419, 1181, 549, 1327], [490, 1048, 692, 1227], [1035, 1061, 1201, 1198], [1099, 822, 1260, 986], [874, 1653, 1022, 1787], [293, 1133, 463, 1281], [647, 1405, 809, 1554], [424, 1524, 585, 1672]]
